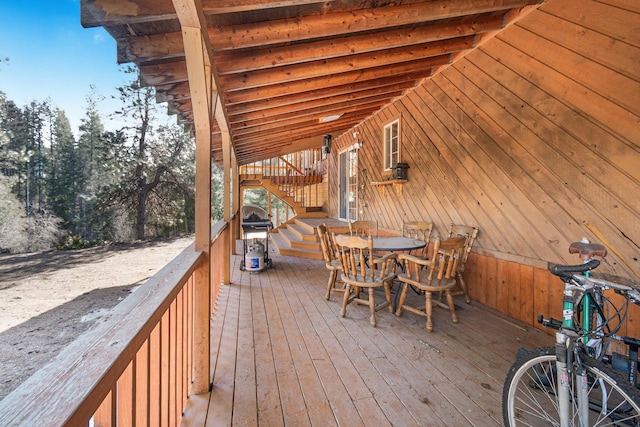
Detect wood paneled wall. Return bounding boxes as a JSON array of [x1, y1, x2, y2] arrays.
[[327, 0, 639, 330]]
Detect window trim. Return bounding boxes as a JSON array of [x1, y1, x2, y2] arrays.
[[383, 117, 401, 172]]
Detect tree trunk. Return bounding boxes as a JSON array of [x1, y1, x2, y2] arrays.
[[137, 184, 147, 240]]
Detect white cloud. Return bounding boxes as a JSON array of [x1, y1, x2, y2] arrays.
[[93, 32, 106, 44]]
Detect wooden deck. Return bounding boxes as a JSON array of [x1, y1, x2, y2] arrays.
[[183, 242, 554, 426]]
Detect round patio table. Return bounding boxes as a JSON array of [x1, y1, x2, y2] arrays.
[[370, 236, 427, 310], [371, 236, 426, 252]]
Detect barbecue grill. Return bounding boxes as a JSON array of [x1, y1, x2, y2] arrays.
[[240, 204, 273, 272]]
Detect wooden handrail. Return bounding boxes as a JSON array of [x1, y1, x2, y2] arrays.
[[0, 221, 228, 426]]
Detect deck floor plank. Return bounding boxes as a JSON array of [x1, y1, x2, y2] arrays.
[[231, 273, 259, 426], [249, 272, 285, 427], [198, 245, 554, 426], [260, 265, 311, 426], [275, 258, 340, 426], [207, 281, 240, 426], [286, 268, 371, 427]]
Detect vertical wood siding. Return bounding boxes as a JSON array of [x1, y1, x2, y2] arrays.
[[327, 0, 639, 331]]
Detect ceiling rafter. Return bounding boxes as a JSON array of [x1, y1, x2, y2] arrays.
[[226, 82, 411, 119], [118, 12, 505, 66], [217, 38, 473, 90], [82, 0, 545, 166], [230, 92, 400, 128], [207, 0, 539, 51]]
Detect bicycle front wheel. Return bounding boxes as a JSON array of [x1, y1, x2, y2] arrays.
[[503, 347, 640, 426]]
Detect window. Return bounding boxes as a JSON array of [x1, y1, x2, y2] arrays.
[[338, 146, 359, 221], [383, 118, 400, 171]]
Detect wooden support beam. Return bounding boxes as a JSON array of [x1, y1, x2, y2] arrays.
[[230, 106, 383, 142], [208, 0, 541, 51], [220, 96, 233, 283], [119, 13, 503, 65], [171, 0, 214, 396], [82, 0, 329, 27], [231, 150, 240, 255], [229, 92, 399, 128], [216, 41, 466, 90], [224, 74, 419, 107], [214, 15, 502, 74]]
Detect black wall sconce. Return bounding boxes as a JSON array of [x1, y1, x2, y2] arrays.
[[394, 162, 409, 180], [322, 134, 332, 154]]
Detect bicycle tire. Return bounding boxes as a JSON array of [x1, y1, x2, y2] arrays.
[[503, 347, 640, 426]]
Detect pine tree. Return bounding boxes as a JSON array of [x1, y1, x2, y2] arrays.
[[77, 91, 111, 242], [103, 67, 195, 240], [47, 110, 84, 234]]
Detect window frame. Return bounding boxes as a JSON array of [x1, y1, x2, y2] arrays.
[[383, 117, 401, 172]]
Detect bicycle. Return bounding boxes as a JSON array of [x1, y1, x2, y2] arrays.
[[502, 241, 640, 426]]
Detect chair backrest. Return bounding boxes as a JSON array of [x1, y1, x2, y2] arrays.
[[317, 223, 339, 265], [334, 233, 397, 284], [349, 220, 378, 237], [335, 234, 375, 282], [402, 221, 434, 257], [448, 223, 479, 267], [400, 236, 466, 286], [433, 236, 467, 284]]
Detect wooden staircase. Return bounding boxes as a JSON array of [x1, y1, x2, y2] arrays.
[[270, 218, 349, 260], [239, 150, 337, 259], [239, 173, 326, 217]]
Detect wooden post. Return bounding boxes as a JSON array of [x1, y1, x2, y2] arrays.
[[232, 151, 240, 255], [218, 96, 232, 285], [171, 0, 215, 394]]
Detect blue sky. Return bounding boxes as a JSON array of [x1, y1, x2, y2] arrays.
[[0, 0, 130, 134]]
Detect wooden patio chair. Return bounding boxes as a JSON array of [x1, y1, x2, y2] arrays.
[[448, 223, 480, 304], [334, 233, 397, 327], [348, 220, 378, 237], [317, 223, 344, 301], [402, 221, 434, 258], [395, 236, 467, 332]]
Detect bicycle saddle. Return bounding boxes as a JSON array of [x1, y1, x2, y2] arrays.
[[568, 242, 607, 258]]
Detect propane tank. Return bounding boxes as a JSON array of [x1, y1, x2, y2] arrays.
[[245, 241, 265, 272]]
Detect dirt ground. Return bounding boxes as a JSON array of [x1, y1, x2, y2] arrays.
[[0, 236, 193, 401]]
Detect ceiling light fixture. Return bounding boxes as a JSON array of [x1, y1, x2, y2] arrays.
[[320, 113, 342, 123]]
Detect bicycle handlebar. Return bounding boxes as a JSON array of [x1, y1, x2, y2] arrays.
[[580, 275, 640, 305], [548, 259, 600, 276]]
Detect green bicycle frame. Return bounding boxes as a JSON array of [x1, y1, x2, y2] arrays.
[[558, 275, 591, 426]]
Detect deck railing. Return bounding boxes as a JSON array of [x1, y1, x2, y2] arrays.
[[0, 221, 228, 426]]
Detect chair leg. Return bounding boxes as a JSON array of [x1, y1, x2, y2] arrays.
[[457, 272, 471, 304], [368, 288, 376, 327], [425, 291, 434, 332], [325, 270, 337, 300], [341, 284, 351, 317], [446, 290, 459, 324], [384, 282, 393, 313], [395, 283, 409, 317]]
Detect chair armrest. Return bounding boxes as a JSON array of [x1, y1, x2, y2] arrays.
[[397, 253, 433, 267], [372, 252, 397, 264]]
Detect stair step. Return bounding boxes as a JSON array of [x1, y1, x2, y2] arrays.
[[286, 222, 319, 242], [270, 233, 324, 260], [297, 210, 328, 218], [293, 218, 350, 235], [279, 227, 320, 250]]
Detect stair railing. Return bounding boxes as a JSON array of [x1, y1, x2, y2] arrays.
[[239, 148, 326, 211]]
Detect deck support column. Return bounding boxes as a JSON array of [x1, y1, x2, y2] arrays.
[[231, 150, 240, 255], [172, 0, 216, 394], [220, 96, 232, 284]]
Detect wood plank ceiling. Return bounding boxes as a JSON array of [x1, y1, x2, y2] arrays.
[[81, 0, 543, 166]]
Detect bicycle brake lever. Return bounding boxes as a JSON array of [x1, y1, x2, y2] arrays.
[[537, 314, 562, 330]]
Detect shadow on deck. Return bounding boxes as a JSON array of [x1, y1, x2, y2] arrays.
[[184, 244, 553, 426]]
